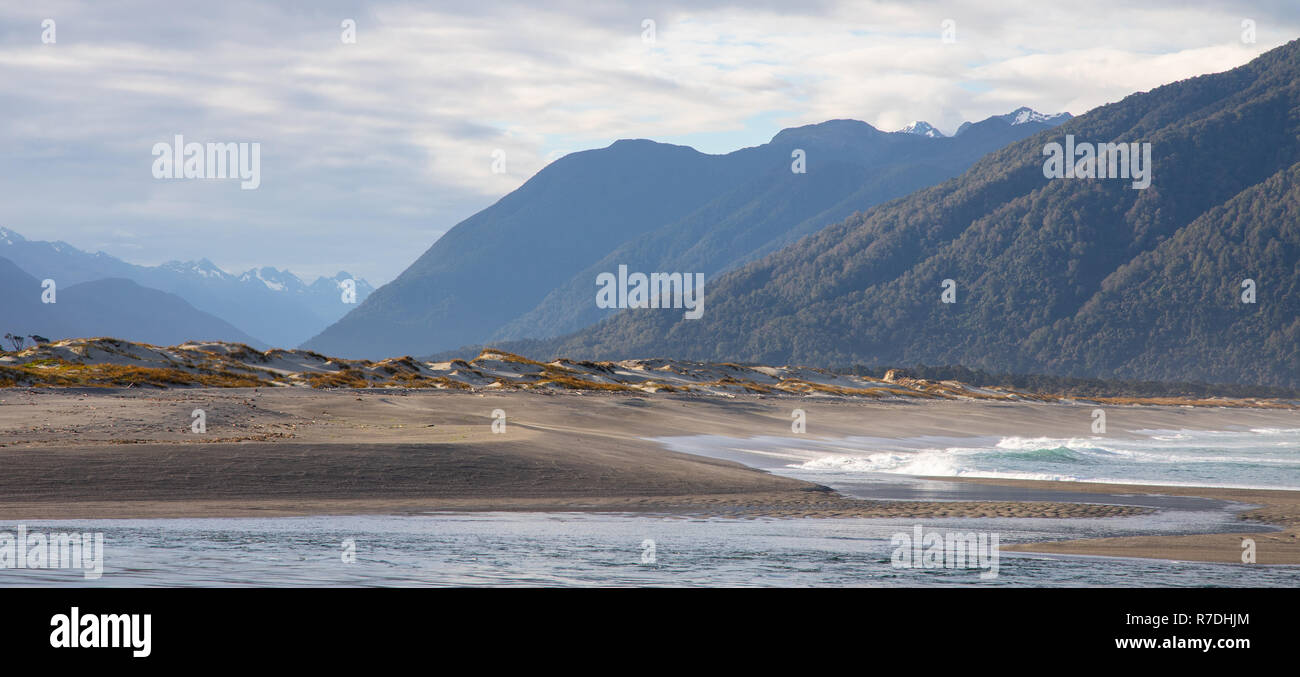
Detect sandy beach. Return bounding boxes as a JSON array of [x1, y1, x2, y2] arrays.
[[1, 387, 1296, 564]]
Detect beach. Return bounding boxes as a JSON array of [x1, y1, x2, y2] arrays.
[[1, 387, 1297, 565]]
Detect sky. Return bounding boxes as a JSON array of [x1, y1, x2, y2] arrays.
[[1, 1, 1296, 284]]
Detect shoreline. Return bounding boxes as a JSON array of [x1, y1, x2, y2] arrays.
[[1, 387, 1297, 565], [938, 476, 1300, 565]]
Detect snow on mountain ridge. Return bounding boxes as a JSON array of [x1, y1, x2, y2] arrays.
[[954, 107, 1072, 136], [239, 266, 306, 293], [895, 121, 945, 137], [999, 106, 1071, 125], [0, 227, 28, 245], [892, 108, 1070, 138], [160, 258, 231, 280]]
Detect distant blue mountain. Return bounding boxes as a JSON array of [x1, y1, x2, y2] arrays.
[[0, 257, 264, 348], [0, 229, 373, 347]]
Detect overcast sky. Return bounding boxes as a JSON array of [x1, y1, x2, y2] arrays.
[[1, 1, 1295, 284]]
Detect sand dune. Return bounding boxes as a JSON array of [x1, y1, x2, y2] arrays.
[[3, 339, 1293, 409]]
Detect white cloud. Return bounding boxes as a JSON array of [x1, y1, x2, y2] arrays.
[[0, 0, 1294, 283]]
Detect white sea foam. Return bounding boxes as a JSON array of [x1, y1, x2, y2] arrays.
[[652, 427, 1300, 490], [783, 428, 1300, 490]]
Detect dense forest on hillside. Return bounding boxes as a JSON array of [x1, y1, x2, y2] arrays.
[[840, 365, 1300, 400], [306, 112, 1067, 359], [527, 39, 1300, 388]]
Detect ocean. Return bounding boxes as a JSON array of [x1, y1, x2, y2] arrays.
[[654, 427, 1300, 490]]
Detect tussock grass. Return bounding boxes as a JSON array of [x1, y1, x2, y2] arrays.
[[381, 373, 473, 390], [304, 369, 371, 388], [477, 348, 547, 366], [531, 373, 638, 391], [0, 361, 267, 387], [700, 377, 774, 394], [637, 381, 686, 392]]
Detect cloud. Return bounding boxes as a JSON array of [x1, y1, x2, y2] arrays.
[[0, 0, 1294, 283]]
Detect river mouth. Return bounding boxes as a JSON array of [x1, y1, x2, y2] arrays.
[[0, 511, 1294, 588]]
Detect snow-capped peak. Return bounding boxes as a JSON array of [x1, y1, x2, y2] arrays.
[[998, 107, 1071, 126], [309, 272, 373, 292], [954, 107, 1072, 136], [161, 258, 231, 280], [0, 227, 27, 245], [238, 266, 306, 293], [896, 121, 945, 138]]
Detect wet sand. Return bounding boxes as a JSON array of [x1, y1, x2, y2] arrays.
[[948, 476, 1300, 565], [0, 387, 1296, 564]]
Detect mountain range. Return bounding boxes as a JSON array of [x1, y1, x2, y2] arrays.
[[303, 106, 1071, 358], [896, 108, 1071, 138], [10, 36, 1294, 391], [517, 39, 1300, 388], [0, 228, 373, 347], [0, 257, 263, 348]]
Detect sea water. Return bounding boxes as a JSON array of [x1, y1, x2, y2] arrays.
[[654, 427, 1300, 490]]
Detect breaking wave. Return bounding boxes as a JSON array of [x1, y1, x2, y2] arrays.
[[790, 428, 1300, 489]]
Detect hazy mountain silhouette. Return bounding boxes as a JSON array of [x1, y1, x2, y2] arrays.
[[0, 257, 264, 348], [0, 228, 372, 347]]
